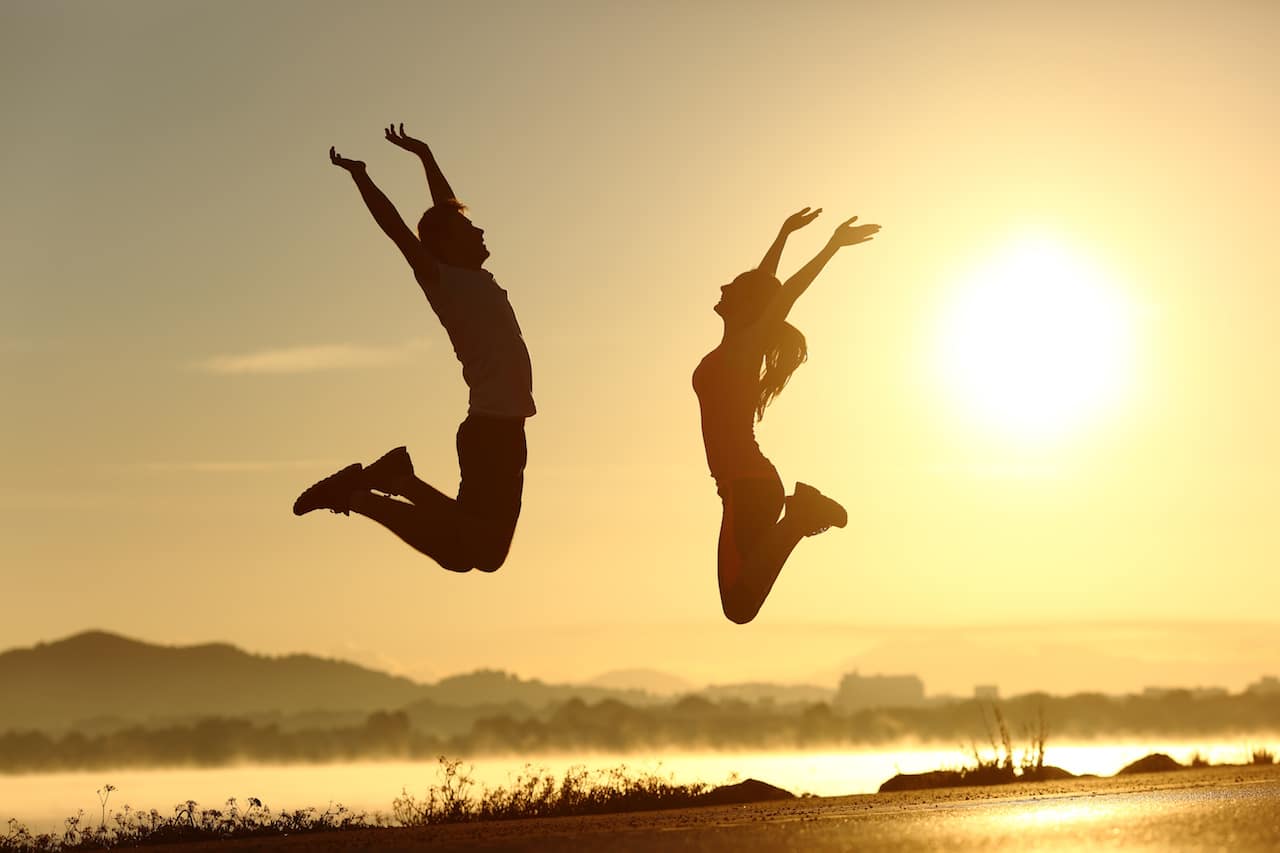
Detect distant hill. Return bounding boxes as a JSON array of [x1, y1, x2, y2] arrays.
[[0, 632, 662, 735], [584, 671, 832, 704], [0, 630, 430, 733], [408, 669, 661, 714], [698, 682, 833, 705], [587, 669, 696, 696]]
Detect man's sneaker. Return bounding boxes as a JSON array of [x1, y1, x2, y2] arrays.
[[364, 446, 414, 494], [787, 482, 848, 536], [293, 464, 364, 516]]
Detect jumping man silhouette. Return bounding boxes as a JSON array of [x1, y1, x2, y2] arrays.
[[693, 207, 880, 623], [293, 125, 534, 573]]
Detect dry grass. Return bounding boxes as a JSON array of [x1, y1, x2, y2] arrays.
[[2, 757, 713, 852]]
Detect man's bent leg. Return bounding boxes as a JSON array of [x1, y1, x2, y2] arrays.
[[349, 492, 475, 573]]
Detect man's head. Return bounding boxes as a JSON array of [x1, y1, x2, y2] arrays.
[[418, 199, 489, 268]]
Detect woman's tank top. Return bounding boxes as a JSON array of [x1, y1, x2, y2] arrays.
[[693, 344, 776, 486]]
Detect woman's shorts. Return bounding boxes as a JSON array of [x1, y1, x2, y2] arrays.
[[717, 463, 784, 556]]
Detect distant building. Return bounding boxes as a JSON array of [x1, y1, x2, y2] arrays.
[[973, 685, 999, 701], [1245, 676, 1280, 696], [835, 671, 925, 710]]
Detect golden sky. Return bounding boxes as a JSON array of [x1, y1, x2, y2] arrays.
[[2, 1, 1277, 693]]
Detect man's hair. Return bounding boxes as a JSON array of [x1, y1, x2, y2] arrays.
[[417, 198, 469, 252]]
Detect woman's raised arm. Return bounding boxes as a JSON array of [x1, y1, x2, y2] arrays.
[[758, 207, 822, 278], [759, 214, 880, 328]]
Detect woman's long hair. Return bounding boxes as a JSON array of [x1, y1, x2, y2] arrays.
[[756, 320, 807, 421]]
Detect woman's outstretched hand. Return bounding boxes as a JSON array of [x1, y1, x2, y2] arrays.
[[384, 123, 429, 155], [828, 216, 880, 248], [329, 146, 366, 173], [781, 206, 823, 234]]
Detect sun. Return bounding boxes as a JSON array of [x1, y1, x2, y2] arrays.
[[933, 234, 1136, 444]]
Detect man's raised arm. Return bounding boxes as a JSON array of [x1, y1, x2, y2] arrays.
[[384, 124, 458, 206], [329, 146, 436, 284]]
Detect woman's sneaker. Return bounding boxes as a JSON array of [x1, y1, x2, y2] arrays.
[[364, 446, 414, 495], [787, 482, 848, 536], [292, 464, 365, 516]]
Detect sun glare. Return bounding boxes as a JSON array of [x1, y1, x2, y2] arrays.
[[934, 234, 1135, 444]]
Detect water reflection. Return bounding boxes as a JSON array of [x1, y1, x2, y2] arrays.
[[0, 740, 1267, 835]]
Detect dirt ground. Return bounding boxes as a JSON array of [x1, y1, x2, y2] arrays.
[[134, 764, 1280, 852]]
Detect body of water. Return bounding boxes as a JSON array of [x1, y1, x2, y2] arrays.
[[2, 740, 1273, 834]]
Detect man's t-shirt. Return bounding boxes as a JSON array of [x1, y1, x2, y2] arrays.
[[423, 264, 536, 419]]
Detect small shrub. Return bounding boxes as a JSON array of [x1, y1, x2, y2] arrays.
[[1, 790, 379, 852], [393, 755, 711, 827], [0, 755, 720, 849]]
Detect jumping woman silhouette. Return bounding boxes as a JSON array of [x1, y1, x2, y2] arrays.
[[693, 208, 880, 623], [293, 125, 534, 574]]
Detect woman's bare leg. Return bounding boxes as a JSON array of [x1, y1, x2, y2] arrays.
[[718, 515, 809, 624], [717, 478, 809, 624], [716, 477, 847, 624]]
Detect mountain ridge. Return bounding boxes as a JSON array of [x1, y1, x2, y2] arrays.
[[0, 631, 677, 734], [0, 629, 430, 732]]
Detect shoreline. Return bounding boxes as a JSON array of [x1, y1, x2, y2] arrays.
[[107, 765, 1280, 853], [5, 741, 1277, 836]]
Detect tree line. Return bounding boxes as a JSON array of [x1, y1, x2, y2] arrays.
[[2, 691, 1278, 773]]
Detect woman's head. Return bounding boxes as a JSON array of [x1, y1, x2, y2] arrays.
[[715, 269, 780, 323], [715, 269, 807, 420]]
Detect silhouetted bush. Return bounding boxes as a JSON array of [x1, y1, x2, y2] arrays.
[[0, 759, 718, 851], [392, 756, 711, 825], [1, 790, 373, 853]]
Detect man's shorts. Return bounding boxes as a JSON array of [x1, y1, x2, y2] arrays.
[[456, 413, 527, 536]]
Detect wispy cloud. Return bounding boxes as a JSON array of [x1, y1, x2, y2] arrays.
[[129, 460, 341, 474], [195, 339, 429, 375], [0, 490, 123, 511], [0, 337, 55, 355]]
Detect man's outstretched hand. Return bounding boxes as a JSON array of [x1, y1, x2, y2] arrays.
[[828, 216, 880, 249], [384, 123, 429, 155], [329, 146, 366, 173]]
